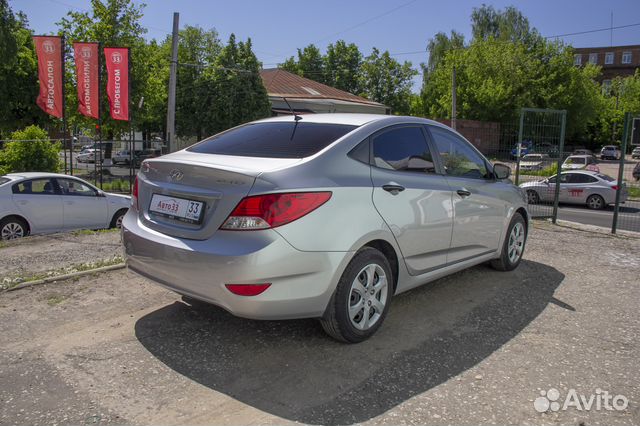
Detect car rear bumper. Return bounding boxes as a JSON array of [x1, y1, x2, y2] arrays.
[[121, 211, 351, 320]]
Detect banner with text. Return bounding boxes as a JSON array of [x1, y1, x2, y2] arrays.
[[33, 36, 63, 118], [73, 42, 100, 119], [104, 47, 129, 121]]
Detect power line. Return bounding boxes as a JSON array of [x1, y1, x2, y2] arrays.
[[545, 22, 640, 39]]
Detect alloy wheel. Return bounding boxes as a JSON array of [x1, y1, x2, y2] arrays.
[[1, 222, 24, 240]]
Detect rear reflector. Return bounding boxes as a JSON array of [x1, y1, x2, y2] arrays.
[[132, 176, 139, 210], [225, 283, 271, 296], [221, 192, 332, 230]]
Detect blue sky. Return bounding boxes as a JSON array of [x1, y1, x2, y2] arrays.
[[9, 0, 640, 90]]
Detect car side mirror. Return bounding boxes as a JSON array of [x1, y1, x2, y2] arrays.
[[97, 190, 106, 197], [493, 163, 511, 180]]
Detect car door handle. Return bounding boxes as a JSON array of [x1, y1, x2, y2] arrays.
[[457, 189, 471, 197], [382, 184, 405, 194]]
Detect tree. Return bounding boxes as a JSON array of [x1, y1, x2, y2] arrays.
[[324, 40, 362, 94], [471, 4, 541, 46], [200, 34, 270, 136], [423, 38, 603, 138], [279, 44, 325, 83], [0, 125, 60, 174], [360, 48, 417, 115], [0, 1, 47, 137]]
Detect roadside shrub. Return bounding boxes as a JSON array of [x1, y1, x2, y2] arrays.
[[524, 162, 558, 177], [0, 125, 61, 174]]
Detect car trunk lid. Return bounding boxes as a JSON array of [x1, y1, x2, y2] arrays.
[[136, 151, 302, 240]]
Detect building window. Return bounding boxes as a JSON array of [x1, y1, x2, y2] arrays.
[[589, 53, 598, 64], [602, 80, 612, 95], [605, 52, 614, 65], [574, 54, 582, 65], [622, 51, 632, 64]]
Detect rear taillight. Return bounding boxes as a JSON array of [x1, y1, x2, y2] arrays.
[[225, 283, 271, 296], [221, 192, 332, 230], [132, 176, 138, 210], [611, 185, 619, 191]]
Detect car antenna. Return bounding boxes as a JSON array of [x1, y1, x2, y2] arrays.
[[282, 97, 302, 122]]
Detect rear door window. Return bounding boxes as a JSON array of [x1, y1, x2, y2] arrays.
[[188, 122, 357, 158], [12, 178, 58, 195], [372, 126, 436, 173]]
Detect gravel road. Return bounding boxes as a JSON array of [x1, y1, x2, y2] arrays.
[[0, 221, 638, 425], [0, 230, 122, 287]]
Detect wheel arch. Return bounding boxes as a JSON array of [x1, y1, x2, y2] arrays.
[[361, 239, 399, 294], [0, 214, 31, 235]]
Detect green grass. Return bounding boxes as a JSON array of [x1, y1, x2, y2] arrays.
[[521, 163, 558, 177], [101, 180, 131, 192], [628, 186, 640, 199], [71, 228, 119, 236]]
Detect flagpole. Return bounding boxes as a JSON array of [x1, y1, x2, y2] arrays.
[[61, 34, 69, 175], [98, 42, 103, 189]]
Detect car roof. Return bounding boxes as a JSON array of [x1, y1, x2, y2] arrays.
[[566, 154, 590, 158], [4, 172, 80, 179], [560, 170, 599, 175], [253, 113, 445, 128]]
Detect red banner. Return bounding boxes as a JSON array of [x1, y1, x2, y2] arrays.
[[73, 43, 99, 119], [104, 47, 129, 121], [33, 36, 64, 118]]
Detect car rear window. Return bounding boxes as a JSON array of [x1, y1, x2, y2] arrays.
[[187, 122, 358, 158]]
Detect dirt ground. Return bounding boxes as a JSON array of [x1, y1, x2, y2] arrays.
[[0, 221, 639, 425]]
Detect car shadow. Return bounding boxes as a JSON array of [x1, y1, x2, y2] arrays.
[[134, 260, 565, 425]]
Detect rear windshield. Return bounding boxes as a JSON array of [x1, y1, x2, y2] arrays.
[[187, 122, 358, 158], [0, 177, 10, 186]]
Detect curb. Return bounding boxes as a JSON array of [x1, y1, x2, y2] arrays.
[[544, 219, 640, 238], [4, 263, 126, 292]]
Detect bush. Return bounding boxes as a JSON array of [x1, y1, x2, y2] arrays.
[[524, 162, 558, 177], [0, 125, 61, 174]]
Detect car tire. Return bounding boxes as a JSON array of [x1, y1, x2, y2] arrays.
[[320, 247, 393, 343], [586, 194, 606, 210], [490, 212, 527, 272], [110, 209, 128, 229], [526, 190, 540, 204], [0, 216, 29, 240]]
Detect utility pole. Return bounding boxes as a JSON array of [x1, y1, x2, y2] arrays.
[[451, 65, 457, 131], [166, 12, 179, 153]]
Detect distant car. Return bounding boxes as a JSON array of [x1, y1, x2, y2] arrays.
[[519, 153, 551, 171], [562, 155, 600, 172], [77, 148, 103, 163], [520, 170, 627, 210], [511, 140, 532, 158], [633, 162, 640, 181], [632, 147, 640, 159], [572, 149, 595, 157], [113, 149, 157, 166], [0, 172, 130, 240], [600, 145, 621, 160]]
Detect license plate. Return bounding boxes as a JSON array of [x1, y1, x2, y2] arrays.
[[149, 194, 205, 224]]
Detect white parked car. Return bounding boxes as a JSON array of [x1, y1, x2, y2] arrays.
[[77, 149, 103, 163], [519, 153, 551, 171], [0, 172, 130, 240], [562, 154, 599, 172], [520, 171, 627, 210], [600, 145, 621, 160]]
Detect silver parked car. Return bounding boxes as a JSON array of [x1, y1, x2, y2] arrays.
[[519, 153, 551, 171], [122, 114, 529, 342], [520, 170, 627, 210], [0, 172, 130, 239]]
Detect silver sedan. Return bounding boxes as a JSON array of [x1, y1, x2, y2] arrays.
[[122, 114, 529, 342], [0, 172, 130, 239], [520, 170, 627, 209]]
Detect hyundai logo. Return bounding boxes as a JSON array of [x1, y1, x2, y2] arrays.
[[169, 169, 184, 182]]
